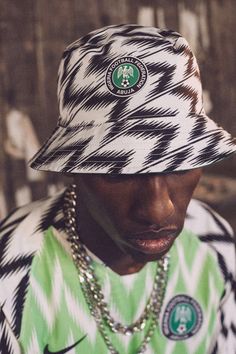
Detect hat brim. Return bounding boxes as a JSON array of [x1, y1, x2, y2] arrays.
[[29, 114, 236, 174]]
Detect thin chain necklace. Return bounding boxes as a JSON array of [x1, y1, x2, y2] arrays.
[[64, 184, 169, 354]]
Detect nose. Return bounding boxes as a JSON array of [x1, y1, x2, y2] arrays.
[[131, 175, 175, 227]]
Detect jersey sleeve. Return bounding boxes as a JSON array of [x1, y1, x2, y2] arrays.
[[0, 305, 21, 354], [185, 199, 236, 354], [209, 236, 236, 354], [0, 191, 65, 354]]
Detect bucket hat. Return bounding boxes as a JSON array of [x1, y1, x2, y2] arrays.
[[30, 24, 236, 174]]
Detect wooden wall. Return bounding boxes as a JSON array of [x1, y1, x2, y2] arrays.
[[0, 0, 236, 219]]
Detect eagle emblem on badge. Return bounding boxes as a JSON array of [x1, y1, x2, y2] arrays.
[[105, 57, 147, 96], [117, 65, 134, 87]]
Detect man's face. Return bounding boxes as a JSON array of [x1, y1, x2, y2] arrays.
[[75, 169, 202, 263]]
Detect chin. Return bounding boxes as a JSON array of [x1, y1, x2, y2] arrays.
[[127, 245, 172, 263]]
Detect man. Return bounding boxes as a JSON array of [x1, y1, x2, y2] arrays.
[[0, 25, 236, 354]]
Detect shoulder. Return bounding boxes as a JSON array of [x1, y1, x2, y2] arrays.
[[0, 188, 66, 283], [185, 198, 235, 283], [184, 200, 236, 353], [185, 198, 234, 238], [0, 189, 66, 346], [0, 188, 66, 243], [0, 189, 66, 282], [0, 188, 66, 292]]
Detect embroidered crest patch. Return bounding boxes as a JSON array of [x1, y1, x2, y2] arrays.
[[105, 57, 147, 96], [162, 295, 203, 340]]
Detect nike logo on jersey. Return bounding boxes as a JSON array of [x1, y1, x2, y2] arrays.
[[44, 334, 87, 354]]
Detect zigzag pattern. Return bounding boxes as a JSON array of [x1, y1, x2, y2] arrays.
[[170, 83, 199, 113], [30, 24, 236, 174], [0, 192, 66, 353], [0, 309, 15, 354], [192, 132, 234, 166], [0, 191, 235, 353], [79, 150, 134, 173], [144, 122, 179, 164], [161, 236, 222, 353], [164, 147, 194, 172], [185, 200, 236, 354]]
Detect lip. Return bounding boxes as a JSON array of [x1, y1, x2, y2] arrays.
[[126, 228, 178, 255], [128, 227, 178, 240]]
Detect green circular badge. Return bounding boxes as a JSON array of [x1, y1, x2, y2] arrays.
[[162, 295, 203, 341], [105, 57, 147, 97], [112, 63, 140, 89]]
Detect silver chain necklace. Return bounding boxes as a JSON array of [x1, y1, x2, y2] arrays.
[[64, 184, 170, 354]]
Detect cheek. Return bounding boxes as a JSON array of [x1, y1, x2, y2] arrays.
[[96, 187, 132, 224], [169, 176, 201, 213], [82, 178, 133, 225], [78, 182, 123, 240]]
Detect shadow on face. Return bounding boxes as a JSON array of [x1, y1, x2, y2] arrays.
[[72, 169, 202, 267]]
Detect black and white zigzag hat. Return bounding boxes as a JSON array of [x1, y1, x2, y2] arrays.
[[30, 24, 236, 174]]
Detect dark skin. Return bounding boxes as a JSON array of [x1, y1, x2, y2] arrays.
[[74, 169, 202, 275]]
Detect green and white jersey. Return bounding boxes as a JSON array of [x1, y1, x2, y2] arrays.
[[0, 189, 235, 354]]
